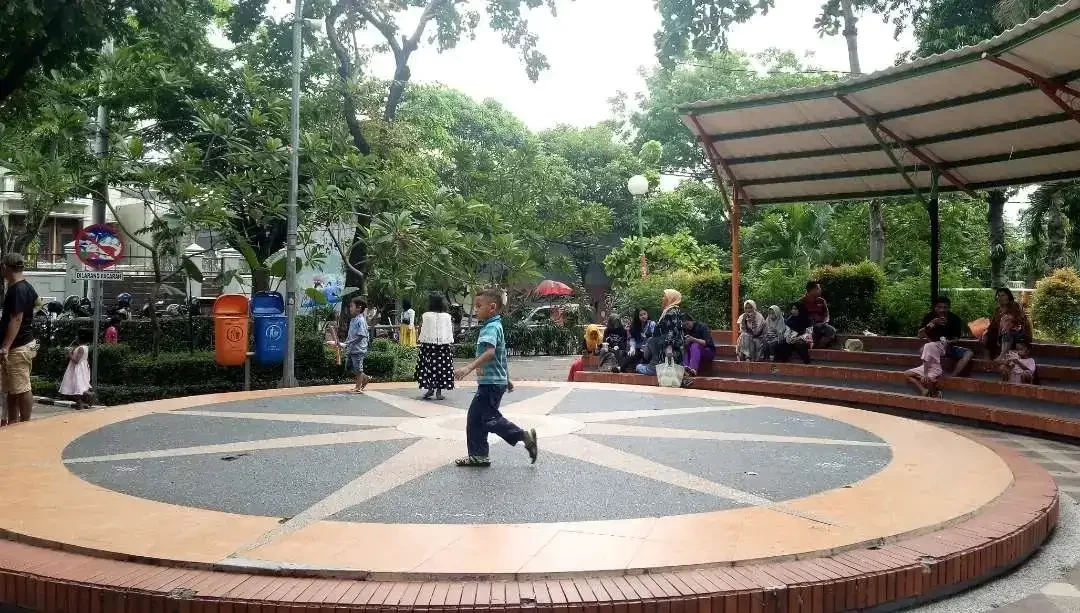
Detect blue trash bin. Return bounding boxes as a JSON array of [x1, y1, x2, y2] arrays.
[[251, 291, 287, 365]]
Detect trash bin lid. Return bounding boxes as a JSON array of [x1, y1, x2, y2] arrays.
[[212, 294, 250, 316], [251, 291, 285, 315]]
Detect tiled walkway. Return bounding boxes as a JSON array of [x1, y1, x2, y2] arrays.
[[921, 426, 1080, 613]]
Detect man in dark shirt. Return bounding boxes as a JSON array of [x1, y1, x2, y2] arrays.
[[0, 253, 39, 424], [681, 317, 716, 376], [919, 295, 973, 377], [800, 281, 836, 348]]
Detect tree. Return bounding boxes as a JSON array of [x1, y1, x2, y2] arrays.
[[742, 204, 834, 275], [0, 100, 93, 256], [0, 0, 212, 108], [988, 190, 1008, 287], [653, 0, 775, 68], [603, 231, 723, 287], [623, 49, 836, 177]]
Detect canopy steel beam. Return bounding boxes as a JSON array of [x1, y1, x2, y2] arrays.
[[837, 94, 977, 199], [688, 114, 754, 209], [984, 53, 1080, 126], [836, 94, 928, 206]]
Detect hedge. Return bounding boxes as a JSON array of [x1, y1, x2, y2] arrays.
[[811, 261, 886, 334], [31, 316, 419, 405], [611, 270, 744, 329], [454, 324, 586, 357], [1032, 268, 1080, 342]]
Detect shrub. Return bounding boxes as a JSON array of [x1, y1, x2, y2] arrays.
[[611, 270, 743, 329], [875, 276, 930, 336], [748, 269, 806, 315], [1032, 268, 1080, 342], [454, 324, 585, 357], [811, 261, 886, 333]]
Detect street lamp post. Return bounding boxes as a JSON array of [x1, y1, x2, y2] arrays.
[[627, 175, 649, 279], [282, 0, 304, 388], [627, 175, 649, 237]]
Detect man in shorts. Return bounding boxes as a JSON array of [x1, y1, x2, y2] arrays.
[[918, 295, 974, 377], [0, 253, 39, 425]]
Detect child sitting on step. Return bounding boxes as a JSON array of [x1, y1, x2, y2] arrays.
[[906, 338, 948, 397]]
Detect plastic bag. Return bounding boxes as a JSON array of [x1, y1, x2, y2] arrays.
[[655, 354, 684, 388]]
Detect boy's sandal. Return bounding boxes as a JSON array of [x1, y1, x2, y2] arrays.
[[455, 456, 491, 467]]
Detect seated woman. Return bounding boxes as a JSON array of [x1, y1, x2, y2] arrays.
[[778, 304, 813, 364], [681, 316, 715, 376], [621, 307, 656, 373], [637, 290, 685, 375], [735, 300, 766, 361], [761, 305, 789, 362], [983, 288, 1032, 359], [598, 316, 629, 373]]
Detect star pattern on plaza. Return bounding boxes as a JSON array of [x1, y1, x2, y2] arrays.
[[62, 384, 890, 560]]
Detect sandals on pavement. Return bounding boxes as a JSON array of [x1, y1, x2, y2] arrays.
[[455, 456, 492, 467]]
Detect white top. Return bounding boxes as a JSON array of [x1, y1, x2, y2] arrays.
[[418, 311, 454, 345], [402, 308, 416, 328]]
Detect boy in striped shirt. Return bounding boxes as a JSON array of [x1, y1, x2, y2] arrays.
[[453, 289, 538, 467]]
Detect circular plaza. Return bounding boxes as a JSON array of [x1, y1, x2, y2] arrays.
[[0, 381, 1056, 613]]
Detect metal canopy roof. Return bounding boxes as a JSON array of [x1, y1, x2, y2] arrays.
[[680, 0, 1080, 205]]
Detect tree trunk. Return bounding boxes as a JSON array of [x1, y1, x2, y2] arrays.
[[869, 200, 885, 265], [1047, 192, 1069, 270], [987, 189, 1007, 288], [252, 269, 271, 293], [150, 253, 163, 358], [840, 0, 882, 266], [840, 0, 862, 74], [325, 2, 371, 156]]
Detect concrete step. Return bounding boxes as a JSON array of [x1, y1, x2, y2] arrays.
[[701, 359, 1080, 405]]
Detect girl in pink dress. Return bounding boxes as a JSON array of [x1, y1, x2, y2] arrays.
[[60, 329, 93, 409], [906, 338, 947, 397]]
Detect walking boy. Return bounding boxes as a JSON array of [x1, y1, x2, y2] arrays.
[[344, 296, 371, 392], [454, 289, 538, 467]]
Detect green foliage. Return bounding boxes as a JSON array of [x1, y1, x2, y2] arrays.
[[640, 180, 730, 246], [604, 232, 723, 287], [748, 269, 806, 315], [455, 325, 586, 357], [611, 270, 741, 329], [653, 0, 775, 68], [1032, 268, 1080, 343], [874, 276, 995, 337], [743, 204, 833, 276], [622, 50, 836, 174], [811, 262, 886, 333]]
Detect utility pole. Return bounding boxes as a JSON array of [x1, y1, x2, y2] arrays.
[[282, 0, 303, 388], [90, 38, 113, 392]]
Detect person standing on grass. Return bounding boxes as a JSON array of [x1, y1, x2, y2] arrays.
[[800, 281, 836, 349], [344, 296, 371, 393], [918, 296, 973, 377], [453, 288, 538, 467], [0, 253, 39, 425], [416, 293, 455, 401]]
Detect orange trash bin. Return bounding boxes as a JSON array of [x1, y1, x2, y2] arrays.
[[213, 294, 250, 366]]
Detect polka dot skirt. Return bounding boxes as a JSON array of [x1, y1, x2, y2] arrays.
[[416, 343, 455, 390]]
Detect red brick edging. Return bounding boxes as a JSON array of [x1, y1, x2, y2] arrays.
[[0, 432, 1058, 612]]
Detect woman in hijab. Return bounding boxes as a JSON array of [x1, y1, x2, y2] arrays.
[[736, 300, 766, 361], [761, 305, 789, 362], [638, 289, 686, 373], [983, 287, 1033, 359]]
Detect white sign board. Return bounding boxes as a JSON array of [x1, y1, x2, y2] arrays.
[[76, 270, 124, 281]]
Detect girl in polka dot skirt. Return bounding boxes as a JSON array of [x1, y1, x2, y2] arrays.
[[416, 293, 455, 400]]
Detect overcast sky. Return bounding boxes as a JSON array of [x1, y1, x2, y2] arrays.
[[359, 0, 915, 131]]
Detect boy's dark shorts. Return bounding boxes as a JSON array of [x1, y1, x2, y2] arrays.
[[347, 352, 367, 375]]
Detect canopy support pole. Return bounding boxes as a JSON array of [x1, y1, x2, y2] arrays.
[[688, 113, 747, 341], [730, 185, 741, 345], [984, 54, 1080, 125], [837, 95, 976, 198], [929, 170, 941, 303]]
